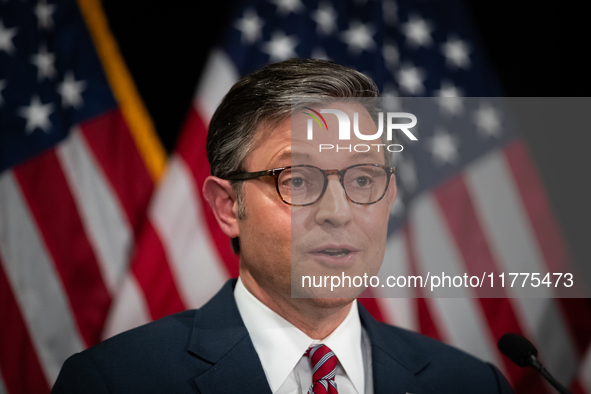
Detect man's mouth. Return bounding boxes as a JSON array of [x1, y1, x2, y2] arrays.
[[306, 244, 360, 268], [317, 248, 352, 257], [309, 244, 360, 256]]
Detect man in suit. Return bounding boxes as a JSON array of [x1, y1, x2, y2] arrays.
[[53, 59, 514, 393]]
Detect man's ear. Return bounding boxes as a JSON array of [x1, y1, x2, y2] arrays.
[[202, 176, 240, 238]]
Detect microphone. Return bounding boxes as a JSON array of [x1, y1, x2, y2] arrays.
[[498, 333, 572, 394]]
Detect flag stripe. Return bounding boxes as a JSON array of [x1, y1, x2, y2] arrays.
[[0, 260, 50, 394], [0, 372, 6, 394], [13, 152, 111, 347], [376, 297, 416, 331], [76, 0, 166, 181], [403, 224, 442, 341], [130, 222, 186, 320], [411, 193, 502, 367], [176, 108, 240, 277], [57, 128, 132, 293], [80, 110, 154, 237], [555, 298, 591, 359], [434, 174, 549, 392], [376, 233, 417, 330], [503, 141, 571, 274], [194, 49, 240, 119], [573, 381, 588, 394], [434, 174, 507, 296], [189, 49, 241, 277], [358, 294, 387, 323], [149, 156, 228, 309], [101, 275, 151, 340], [0, 171, 85, 383], [504, 141, 591, 351], [465, 146, 578, 383]]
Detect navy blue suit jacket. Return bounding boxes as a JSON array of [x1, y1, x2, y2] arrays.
[[52, 279, 514, 393]]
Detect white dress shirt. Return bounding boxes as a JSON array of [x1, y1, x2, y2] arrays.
[[234, 277, 373, 394]]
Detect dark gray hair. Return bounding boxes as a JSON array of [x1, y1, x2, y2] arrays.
[[206, 58, 380, 253]]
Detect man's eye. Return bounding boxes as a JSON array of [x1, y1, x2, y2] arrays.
[[354, 176, 372, 187], [281, 176, 307, 190], [291, 177, 305, 188]]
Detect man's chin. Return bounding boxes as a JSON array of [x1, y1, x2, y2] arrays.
[[291, 278, 366, 300], [303, 296, 356, 310]]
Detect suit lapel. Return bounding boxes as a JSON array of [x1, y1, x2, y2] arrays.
[[192, 336, 272, 394], [188, 281, 439, 393], [188, 280, 272, 394], [359, 305, 437, 393]]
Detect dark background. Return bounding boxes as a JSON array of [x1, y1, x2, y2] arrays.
[[100, 0, 591, 269]]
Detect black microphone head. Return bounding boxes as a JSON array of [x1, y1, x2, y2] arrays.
[[498, 333, 538, 367]]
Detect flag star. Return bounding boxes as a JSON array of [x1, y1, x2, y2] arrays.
[[261, 31, 299, 62], [434, 81, 464, 116], [441, 36, 471, 69], [234, 8, 264, 44], [311, 2, 337, 36], [473, 102, 502, 138], [0, 79, 6, 106], [35, 0, 57, 31], [426, 128, 460, 165], [396, 64, 426, 95], [382, 0, 397, 25], [402, 15, 433, 48], [382, 84, 401, 110], [269, 0, 304, 16], [0, 18, 18, 54], [30, 44, 56, 81], [17, 95, 55, 134], [341, 20, 376, 55], [58, 71, 86, 109], [311, 47, 329, 60], [383, 43, 399, 70], [382, 82, 398, 97]]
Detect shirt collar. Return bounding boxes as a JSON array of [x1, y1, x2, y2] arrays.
[[234, 277, 365, 393]]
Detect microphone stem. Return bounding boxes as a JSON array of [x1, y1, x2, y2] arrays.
[[529, 355, 572, 394]]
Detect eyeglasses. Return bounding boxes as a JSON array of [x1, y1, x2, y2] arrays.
[[224, 164, 396, 207]]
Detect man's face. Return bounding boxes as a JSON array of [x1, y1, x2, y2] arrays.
[[237, 103, 396, 309]]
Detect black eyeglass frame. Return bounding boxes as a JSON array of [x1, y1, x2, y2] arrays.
[[224, 163, 396, 207]]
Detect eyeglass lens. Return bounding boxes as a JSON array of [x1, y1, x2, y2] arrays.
[[277, 165, 388, 205]]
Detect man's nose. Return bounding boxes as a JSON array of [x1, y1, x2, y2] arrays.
[[314, 175, 353, 226]]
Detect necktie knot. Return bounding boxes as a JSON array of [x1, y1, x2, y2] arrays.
[[305, 344, 339, 394]]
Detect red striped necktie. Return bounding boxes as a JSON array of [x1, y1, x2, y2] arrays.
[[305, 344, 339, 394]]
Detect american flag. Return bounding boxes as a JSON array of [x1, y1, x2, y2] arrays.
[[0, 0, 166, 392], [1, 0, 590, 393]]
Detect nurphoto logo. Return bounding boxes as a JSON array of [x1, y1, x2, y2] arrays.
[[303, 107, 418, 153]]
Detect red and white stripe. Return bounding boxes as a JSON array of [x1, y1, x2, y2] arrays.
[[375, 140, 590, 393], [0, 109, 155, 391], [57, 127, 133, 293], [0, 170, 85, 385], [103, 49, 239, 338]]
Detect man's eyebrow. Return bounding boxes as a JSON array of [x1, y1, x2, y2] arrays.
[[350, 151, 382, 162], [274, 151, 383, 165], [275, 151, 312, 163]]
